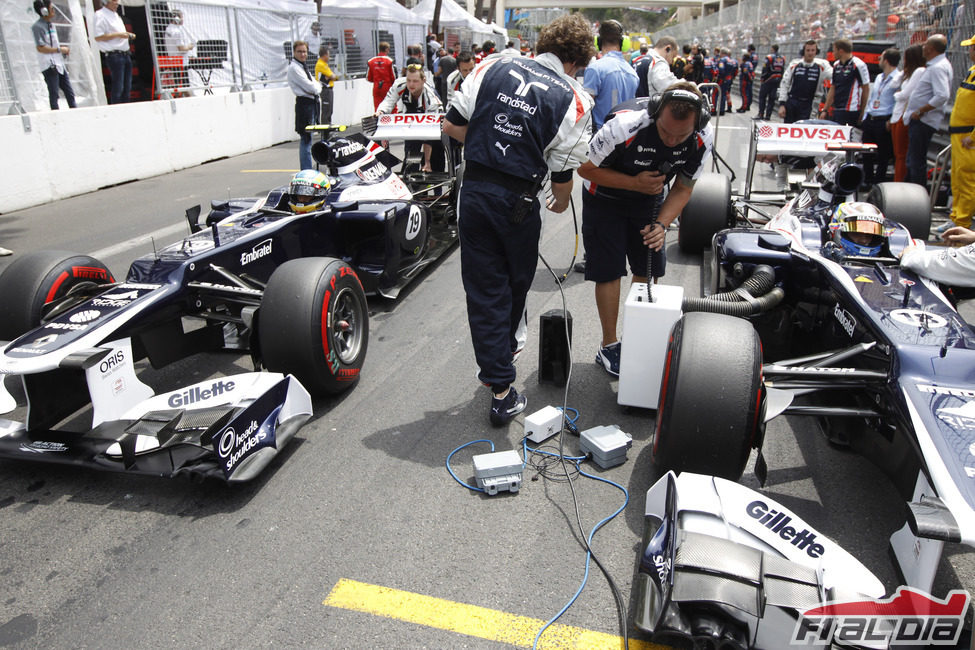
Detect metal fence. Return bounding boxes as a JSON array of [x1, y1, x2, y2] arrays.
[[0, 18, 20, 115], [145, 1, 425, 99], [656, 0, 975, 86]]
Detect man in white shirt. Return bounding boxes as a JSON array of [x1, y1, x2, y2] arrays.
[[905, 33, 953, 186], [164, 9, 195, 64], [93, 0, 135, 104]]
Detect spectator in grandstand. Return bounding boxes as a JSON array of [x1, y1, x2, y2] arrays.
[[366, 42, 395, 110], [891, 44, 925, 181], [32, 0, 76, 110], [820, 38, 870, 126], [287, 40, 321, 171], [904, 33, 952, 186], [861, 48, 902, 185]]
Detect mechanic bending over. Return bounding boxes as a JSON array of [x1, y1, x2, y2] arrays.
[[442, 14, 594, 426], [577, 82, 714, 376], [376, 64, 443, 173], [900, 226, 975, 288]]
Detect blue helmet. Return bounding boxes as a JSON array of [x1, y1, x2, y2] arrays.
[[829, 202, 891, 257]]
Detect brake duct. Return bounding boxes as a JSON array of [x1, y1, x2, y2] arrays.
[[683, 264, 785, 316]]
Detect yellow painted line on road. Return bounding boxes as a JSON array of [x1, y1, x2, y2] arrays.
[[323, 578, 664, 649], [240, 169, 299, 173]]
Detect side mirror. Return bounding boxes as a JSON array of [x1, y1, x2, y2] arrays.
[[185, 205, 202, 233]]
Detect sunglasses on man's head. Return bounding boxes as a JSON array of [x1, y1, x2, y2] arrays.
[[406, 64, 424, 71]]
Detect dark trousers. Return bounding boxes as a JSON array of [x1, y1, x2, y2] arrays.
[[860, 115, 893, 183], [320, 86, 334, 126], [832, 109, 860, 127], [740, 78, 753, 110], [758, 80, 780, 119], [719, 81, 733, 113], [783, 97, 812, 123], [906, 120, 935, 186], [459, 179, 540, 390], [42, 66, 75, 110], [104, 52, 131, 104]]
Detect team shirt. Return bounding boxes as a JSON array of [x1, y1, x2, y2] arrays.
[[377, 77, 442, 114], [447, 52, 593, 184], [778, 58, 832, 104], [583, 97, 714, 204], [761, 53, 785, 82], [831, 56, 871, 112]]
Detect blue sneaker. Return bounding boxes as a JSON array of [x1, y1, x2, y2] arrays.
[[596, 342, 621, 377], [934, 222, 952, 234], [490, 388, 527, 427]]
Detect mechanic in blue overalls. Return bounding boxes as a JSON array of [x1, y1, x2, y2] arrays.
[[758, 45, 786, 121], [717, 48, 738, 115], [576, 83, 714, 376], [777, 40, 832, 123], [443, 14, 594, 426]]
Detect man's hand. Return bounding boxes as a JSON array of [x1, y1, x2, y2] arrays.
[[962, 135, 974, 150], [777, 105, 786, 118], [942, 226, 975, 246], [641, 221, 666, 251], [632, 170, 665, 196]]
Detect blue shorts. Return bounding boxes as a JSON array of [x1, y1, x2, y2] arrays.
[[581, 190, 667, 282]]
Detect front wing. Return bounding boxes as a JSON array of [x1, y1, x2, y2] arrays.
[[0, 372, 312, 482]]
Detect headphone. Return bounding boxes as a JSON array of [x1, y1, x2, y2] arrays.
[[596, 20, 623, 50], [33, 0, 49, 16], [647, 88, 710, 132]]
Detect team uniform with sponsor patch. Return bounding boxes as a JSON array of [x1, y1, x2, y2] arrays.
[[758, 51, 786, 119], [829, 56, 871, 126], [445, 52, 592, 390], [582, 97, 713, 282], [778, 57, 831, 123]]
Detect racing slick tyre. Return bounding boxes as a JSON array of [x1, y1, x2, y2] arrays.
[[652, 312, 763, 481], [259, 257, 368, 395], [0, 250, 114, 341], [866, 182, 931, 240], [678, 173, 732, 254]]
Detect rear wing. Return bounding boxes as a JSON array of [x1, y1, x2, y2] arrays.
[[362, 113, 444, 142]]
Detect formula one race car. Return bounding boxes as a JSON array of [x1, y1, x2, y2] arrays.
[[0, 120, 458, 483], [642, 134, 975, 613]]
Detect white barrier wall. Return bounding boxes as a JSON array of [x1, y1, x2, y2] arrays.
[[0, 79, 375, 214]]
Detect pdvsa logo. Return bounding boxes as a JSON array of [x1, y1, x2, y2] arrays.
[[774, 125, 849, 140], [793, 587, 970, 646]]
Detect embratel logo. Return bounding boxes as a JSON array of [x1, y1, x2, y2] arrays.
[[793, 587, 970, 646]]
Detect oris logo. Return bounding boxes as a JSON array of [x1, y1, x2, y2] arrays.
[[99, 349, 125, 374], [70, 310, 101, 323]]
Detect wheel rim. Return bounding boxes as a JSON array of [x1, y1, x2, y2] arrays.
[[329, 286, 364, 365]]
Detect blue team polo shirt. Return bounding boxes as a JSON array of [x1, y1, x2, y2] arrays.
[[583, 51, 639, 130]]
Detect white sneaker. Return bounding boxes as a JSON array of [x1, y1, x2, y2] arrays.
[[0, 247, 12, 257]]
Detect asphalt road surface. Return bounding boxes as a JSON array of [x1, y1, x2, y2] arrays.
[[0, 111, 972, 649]]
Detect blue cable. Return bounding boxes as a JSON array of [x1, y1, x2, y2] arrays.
[[532, 463, 629, 649], [556, 406, 579, 424], [445, 439, 495, 492]]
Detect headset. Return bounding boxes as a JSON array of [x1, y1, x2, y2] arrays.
[[33, 0, 50, 17], [647, 87, 711, 132], [596, 20, 623, 51]]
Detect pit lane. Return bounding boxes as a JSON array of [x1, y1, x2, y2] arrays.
[[0, 113, 972, 648]]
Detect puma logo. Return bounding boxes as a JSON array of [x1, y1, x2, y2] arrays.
[[495, 142, 510, 155]]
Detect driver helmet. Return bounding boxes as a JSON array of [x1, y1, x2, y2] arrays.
[[828, 202, 892, 256], [288, 169, 331, 213]]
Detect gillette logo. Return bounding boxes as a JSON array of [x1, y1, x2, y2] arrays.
[[746, 500, 825, 558], [167, 380, 236, 407], [240, 239, 272, 266]]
